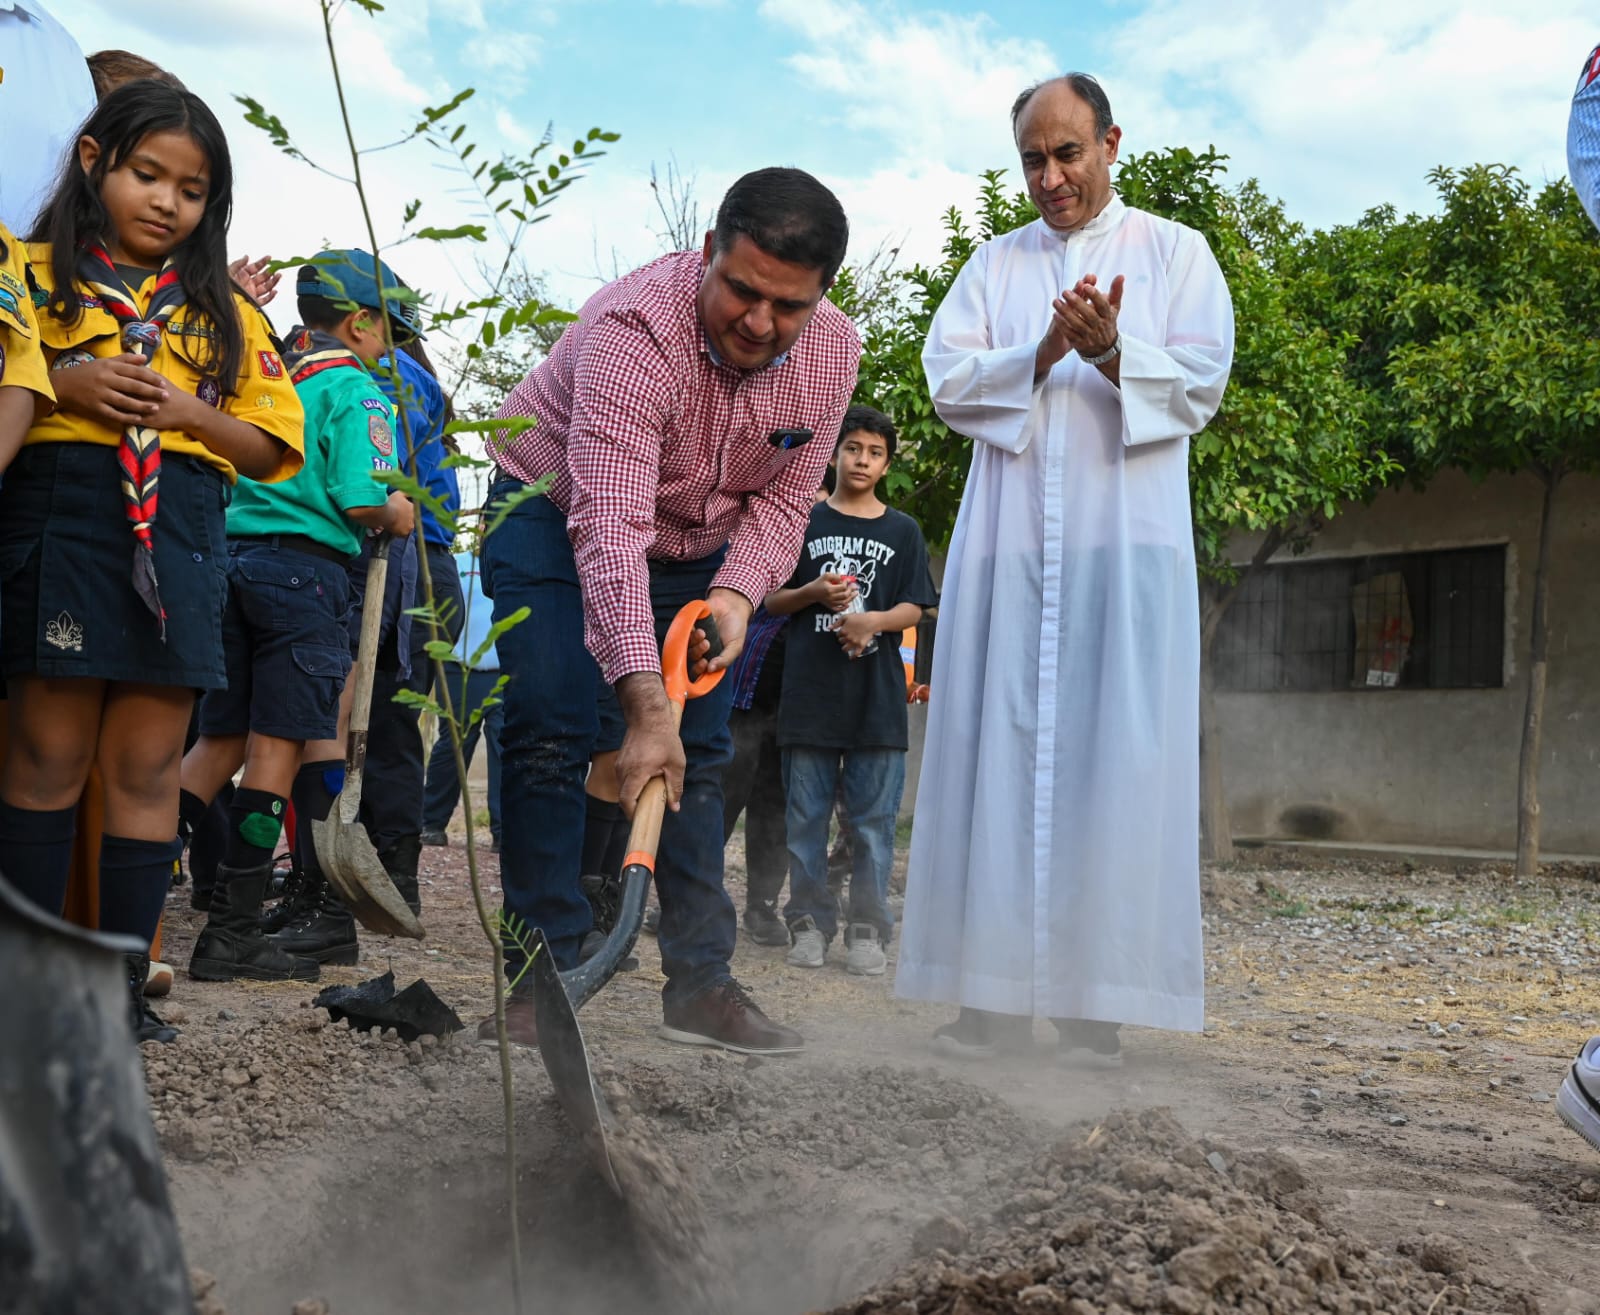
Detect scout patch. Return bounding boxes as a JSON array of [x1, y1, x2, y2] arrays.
[[257, 349, 284, 378], [1585, 45, 1600, 89], [254, 393, 276, 409], [197, 376, 221, 408], [360, 397, 387, 412], [369, 414, 394, 457], [0, 278, 22, 322], [372, 456, 392, 471], [52, 348, 96, 372]]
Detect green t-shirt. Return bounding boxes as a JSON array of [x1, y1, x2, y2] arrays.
[[226, 363, 395, 556]]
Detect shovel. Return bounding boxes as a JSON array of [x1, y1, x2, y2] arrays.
[[313, 534, 425, 940], [530, 598, 724, 1187]]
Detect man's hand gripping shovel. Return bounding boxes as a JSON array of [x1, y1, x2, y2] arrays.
[[528, 599, 723, 1192], [312, 535, 425, 940]]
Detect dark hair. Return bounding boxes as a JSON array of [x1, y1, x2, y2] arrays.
[[296, 292, 352, 333], [837, 403, 897, 459], [711, 167, 849, 288], [32, 80, 242, 394], [1011, 74, 1114, 141], [87, 50, 183, 100]]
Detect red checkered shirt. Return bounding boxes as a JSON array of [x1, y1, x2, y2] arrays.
[[494, 251, 861, 682]]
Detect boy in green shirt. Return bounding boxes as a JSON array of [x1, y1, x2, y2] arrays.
[[177, 249, 416, 983]]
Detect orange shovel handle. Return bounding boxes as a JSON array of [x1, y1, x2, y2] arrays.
[[661, 599, 726, 707]]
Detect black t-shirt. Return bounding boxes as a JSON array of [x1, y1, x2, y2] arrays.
[[777, 501, 938, 751]]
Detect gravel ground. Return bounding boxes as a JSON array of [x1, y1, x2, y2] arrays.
[[146, 834, 1600, 1314]]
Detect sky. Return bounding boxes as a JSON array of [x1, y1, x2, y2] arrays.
[[50, 0, 1600, 346]]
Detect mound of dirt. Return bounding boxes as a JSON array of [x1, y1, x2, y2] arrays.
[[823, 1107, 1541, 1315]]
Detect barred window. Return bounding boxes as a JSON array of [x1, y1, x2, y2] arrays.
[[1214, 546, 1506, 692]]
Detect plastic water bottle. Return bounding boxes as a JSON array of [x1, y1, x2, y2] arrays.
[[837, 574, 878, 659]]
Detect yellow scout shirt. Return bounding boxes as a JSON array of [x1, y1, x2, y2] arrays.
[[23, 243, 304, 482], [0, 226, 52, 410]]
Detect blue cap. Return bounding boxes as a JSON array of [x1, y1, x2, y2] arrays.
[[297, 249, 421, 342]]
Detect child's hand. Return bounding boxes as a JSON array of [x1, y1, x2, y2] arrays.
[[51, 353, 167, 426], [229, 254, 282, 306], [382, 490, 416, 539], [835, 610, 879, 657], [813, 572, 857, 612]]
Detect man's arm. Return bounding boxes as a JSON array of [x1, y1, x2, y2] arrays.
[[922, 246, 1048, 455], [1110, 230, 1234, 447], [564, 314, 675, 685], [711, 374, 855, 649], [1570, 46, 1600, 232], [563, 313, 686, 814]]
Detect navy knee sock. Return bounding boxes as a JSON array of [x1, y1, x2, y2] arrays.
[[292, 760, 342, 881], [581, 796, 629, 878], [98, 834, 182, 945], [223, 787, 287, 870], [0, 799, 77, 917]]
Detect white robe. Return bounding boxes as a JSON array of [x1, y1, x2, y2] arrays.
[[895, 197, 1234, 1031]]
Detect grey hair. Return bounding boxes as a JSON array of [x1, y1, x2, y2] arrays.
[[1010, 73, 1114, 140]]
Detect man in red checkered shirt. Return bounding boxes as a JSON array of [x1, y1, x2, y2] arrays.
[[480, 168, 860, 1054]]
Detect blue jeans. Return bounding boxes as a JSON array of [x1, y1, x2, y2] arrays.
[[420, 664, 504, 843], [782, 746, 905, 943], [481, 482, 737, 1004]]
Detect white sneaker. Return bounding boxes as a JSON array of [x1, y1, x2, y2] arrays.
[[844, 924, 887, 976], [144, 959, 174, 998], [786, 917, 826, 969], [1557, 1035, 1600, 1154]]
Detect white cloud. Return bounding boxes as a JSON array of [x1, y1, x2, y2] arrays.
[[1104, 0, 1593, 224], [761, 0, 1055, 166]]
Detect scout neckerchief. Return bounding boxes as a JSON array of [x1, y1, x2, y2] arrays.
[[76, 243, 191, 639], [282, 326, 364, 384]]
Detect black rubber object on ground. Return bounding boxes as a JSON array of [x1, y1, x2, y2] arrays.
[[313, 970, 463, 1041]]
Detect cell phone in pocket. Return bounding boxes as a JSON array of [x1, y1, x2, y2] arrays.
[[767, 427, 814, 450]]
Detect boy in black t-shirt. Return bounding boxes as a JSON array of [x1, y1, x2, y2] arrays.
[[765, 406, 938, 976]]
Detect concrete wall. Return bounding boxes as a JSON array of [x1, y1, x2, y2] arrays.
[[1218, 468, 1600, 854]]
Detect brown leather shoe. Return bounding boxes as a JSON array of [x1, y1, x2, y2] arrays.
[[476, 995, 538, 1049], [659, 979, 804, 1055]]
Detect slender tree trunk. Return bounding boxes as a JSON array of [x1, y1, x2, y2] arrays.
[[1515, 467, 1562, 877], [1199, 527, 1288, 863]]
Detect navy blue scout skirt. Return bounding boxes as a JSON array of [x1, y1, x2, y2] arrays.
[[0, 443, 230, 689]]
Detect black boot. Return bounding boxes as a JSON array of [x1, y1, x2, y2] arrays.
[[380, 835, 422, 916], [125, 952, 178, 1044], [259, 859, 313, 935], [268, 876, 359, 965], [579, 872, 638, 972], [189, 864, 320, 982]]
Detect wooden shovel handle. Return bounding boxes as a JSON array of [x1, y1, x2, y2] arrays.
[[339, 536, 392, 825], [620, 600, 725, 872]]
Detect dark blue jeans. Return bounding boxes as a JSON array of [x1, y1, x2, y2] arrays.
[[420, 664, 504, 843], [782, 746, 905, 943], [481, 482, 738, 1004]]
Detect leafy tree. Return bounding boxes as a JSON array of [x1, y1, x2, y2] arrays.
[[843, 156, 1389, 860], [1380, 166, 1600, 874], [1118, 149, 1392, 860]]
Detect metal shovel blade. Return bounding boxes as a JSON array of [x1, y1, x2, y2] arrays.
[[528, 926, 620, 1193], [311, 815, 425, 940]]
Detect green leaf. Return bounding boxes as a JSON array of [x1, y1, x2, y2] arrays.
[[414, 224, 488, 243]]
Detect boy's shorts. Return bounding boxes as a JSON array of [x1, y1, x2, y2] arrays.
[[197, 539, 353, 742]]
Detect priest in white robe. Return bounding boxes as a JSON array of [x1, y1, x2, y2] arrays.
[[895, 73, 1235, 1065]]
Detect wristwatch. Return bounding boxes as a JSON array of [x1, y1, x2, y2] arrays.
[[1081, 334, 1122, 367]]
